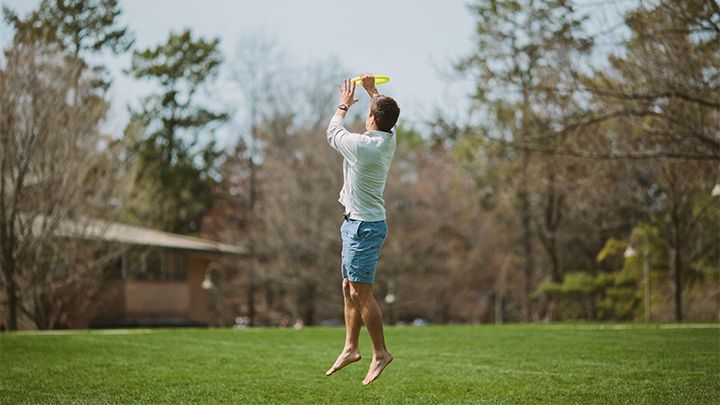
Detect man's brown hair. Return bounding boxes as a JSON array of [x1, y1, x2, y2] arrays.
[[370, 95, 400, 132]]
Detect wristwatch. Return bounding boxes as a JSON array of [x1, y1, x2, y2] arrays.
[[337, 104, 349, 111]]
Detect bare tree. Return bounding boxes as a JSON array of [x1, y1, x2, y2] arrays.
[[0, 39, 126, 330], [214, 37, 350, 326], [222, 34, 291, 326]]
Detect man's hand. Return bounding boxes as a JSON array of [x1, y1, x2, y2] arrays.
[[360, 72, 379, 98], [338, 79, 359, 108]]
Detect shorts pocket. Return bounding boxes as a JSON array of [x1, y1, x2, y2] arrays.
[[341, 220, 361, 240], [357, 221, 387, 241]]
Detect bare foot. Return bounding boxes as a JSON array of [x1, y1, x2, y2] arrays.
[[326, 350, 362, 376], [362, 352, 393, 385]]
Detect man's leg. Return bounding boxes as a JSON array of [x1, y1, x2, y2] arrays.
[[349, 281, 393, 385], [326, 279, 362, 376]]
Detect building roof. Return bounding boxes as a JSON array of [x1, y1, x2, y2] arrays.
[[47, 218, 246, 255]]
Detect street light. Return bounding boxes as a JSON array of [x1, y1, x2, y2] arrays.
[[624, 246, 637, 258], [625, 239, 651, 323], [201, 274, 214, 290], [711, 183, 720, 197], [202, 263, 222, 290]]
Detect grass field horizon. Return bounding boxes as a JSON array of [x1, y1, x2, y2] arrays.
[[1, 323, 718, 404]]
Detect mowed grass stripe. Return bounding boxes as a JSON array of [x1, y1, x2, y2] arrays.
[[1, 324, 717, 404]]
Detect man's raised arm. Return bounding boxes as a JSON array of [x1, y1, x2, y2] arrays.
[[327, 79, 361, 164]]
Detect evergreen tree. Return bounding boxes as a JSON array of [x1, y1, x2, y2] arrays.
[[126, 29, 227, 234]]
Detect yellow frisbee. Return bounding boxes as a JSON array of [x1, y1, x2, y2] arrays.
[[351, 75, 390, 86]]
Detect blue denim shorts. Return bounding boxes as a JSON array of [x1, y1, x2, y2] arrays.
[[341, 219, 388, 284]]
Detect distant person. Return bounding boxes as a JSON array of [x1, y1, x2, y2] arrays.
[[324, 74, 400, 385]]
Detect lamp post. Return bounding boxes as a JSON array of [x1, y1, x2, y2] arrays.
[[202, 263, 223, 326], [625, 239, 651, 323], [385, 279, 398, 325], [712, 183, 720, 322]]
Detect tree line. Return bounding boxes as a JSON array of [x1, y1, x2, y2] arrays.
[[0, 0, 717, 330]]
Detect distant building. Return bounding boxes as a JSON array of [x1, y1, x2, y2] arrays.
[[91, 221, 245, 328], [22, 220, 246, 329]]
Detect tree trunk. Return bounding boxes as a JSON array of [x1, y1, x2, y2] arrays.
[[536, 163, 565, 321], [668, 165, 683, 321], [165, 125, 172, 163], [546, 168, 563, 284], [519, 77, 535, 322], [247, 273, 256, 327], [33, 290, 50, 330], [670, 247, 683, 321], [2, 263, 17, 331], [0, 140, 18, 330], [301, 282, 316, 326], [245, 122, 259, 326], [519, 153, 535, 322]]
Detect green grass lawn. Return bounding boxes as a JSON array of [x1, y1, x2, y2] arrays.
[[1, 323, 718, 404]]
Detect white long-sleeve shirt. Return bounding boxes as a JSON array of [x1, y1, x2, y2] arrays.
[[326, 114, 396, 221]]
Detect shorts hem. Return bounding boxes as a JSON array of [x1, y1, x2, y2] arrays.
[[343, 275, 375, 285]]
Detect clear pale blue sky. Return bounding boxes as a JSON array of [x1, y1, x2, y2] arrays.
[[1, 0, 480, 140]]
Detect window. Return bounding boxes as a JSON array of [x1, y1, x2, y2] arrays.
[[122, 247, 187, 282]]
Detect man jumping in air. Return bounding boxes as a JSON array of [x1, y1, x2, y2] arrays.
[[325, 73, 400, 385]]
